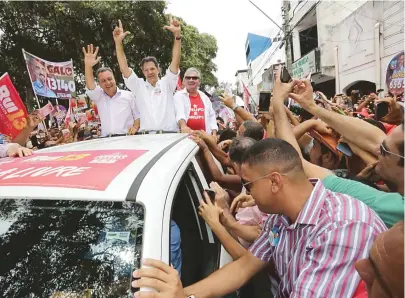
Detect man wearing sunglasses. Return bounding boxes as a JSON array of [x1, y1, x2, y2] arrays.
[[174, 68, 218, 136]]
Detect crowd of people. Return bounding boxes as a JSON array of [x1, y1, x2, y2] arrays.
[[0, 16, 404, 298]]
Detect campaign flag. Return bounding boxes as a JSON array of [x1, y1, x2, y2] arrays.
[[23, 50, 76, 99], [0, 73, 28, 138], [38, 102, 54, 118], [64, 98, 72, 127], [242, 82, 251, 110]]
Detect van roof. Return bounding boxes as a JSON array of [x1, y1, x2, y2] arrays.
[[0, 134, 197, 201]]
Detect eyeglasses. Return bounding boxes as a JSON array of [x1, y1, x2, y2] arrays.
[[184, 76, 200, 81], [241, 172, 287, 192], [380, 142, 404, 159]]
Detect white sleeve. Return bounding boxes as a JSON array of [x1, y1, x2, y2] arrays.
[[174, 92, 187, 123], [162, 68, 180, 95], [123, 68, 142, 95], [0, 144, 8, 158], [130, 94, 140, 120], [208, 100, 218, 131], [85, 86, 103, 103]]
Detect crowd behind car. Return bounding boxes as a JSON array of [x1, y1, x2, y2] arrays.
[[0, 17, 404, 298]]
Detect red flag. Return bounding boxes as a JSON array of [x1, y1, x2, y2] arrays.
[[64, 97, 72, 127], [176, 76, 183, 91], [0, 73, 28, 138], [242, 82, 251, 110]]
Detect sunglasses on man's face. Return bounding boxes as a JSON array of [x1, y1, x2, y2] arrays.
[[241, 173, 287, 192], [184, 76, 200, 81], [380, 142, 404, 159]]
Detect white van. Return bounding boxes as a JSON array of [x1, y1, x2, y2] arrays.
[[0, 134, 231, 297]]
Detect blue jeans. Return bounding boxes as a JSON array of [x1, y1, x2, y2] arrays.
[[170, 220, 182, 276]]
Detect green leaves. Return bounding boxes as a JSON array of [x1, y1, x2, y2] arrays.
[[0, 1, 218, 109]]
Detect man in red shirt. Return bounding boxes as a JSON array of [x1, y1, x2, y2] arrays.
[[174, 68, 218, 136]]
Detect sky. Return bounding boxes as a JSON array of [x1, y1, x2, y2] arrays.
[[166, 0, 282, 84]]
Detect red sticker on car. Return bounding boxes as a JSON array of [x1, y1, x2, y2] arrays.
[[0, 150, 148, 190]]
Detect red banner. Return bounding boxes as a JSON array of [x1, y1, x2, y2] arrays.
[[0, 150, 148, 190], [0, 73, 28, 138]]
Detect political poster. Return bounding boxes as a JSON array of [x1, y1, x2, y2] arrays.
[[0, 73, 28, 138], [386, 51, 404, 96], [23, 50, 76, 99]]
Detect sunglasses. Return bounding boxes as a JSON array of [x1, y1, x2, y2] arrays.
[[380, 142, 404, 159], [184, 76, 200, 81], [241, 172, 287, 192]]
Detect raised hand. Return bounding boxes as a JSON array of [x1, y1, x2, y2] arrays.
[[113, 19, 130, 44], [82, 44, 101, 68], [219, 93, 235, 109], [230, 193, 256, 214], [163, 15, 181, 37], [27, 110, 44, 129]]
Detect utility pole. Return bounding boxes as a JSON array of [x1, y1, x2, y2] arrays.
[[282, 0, 293, 71]]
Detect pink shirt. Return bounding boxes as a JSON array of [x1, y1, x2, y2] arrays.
[[250, 179, 386, 298]]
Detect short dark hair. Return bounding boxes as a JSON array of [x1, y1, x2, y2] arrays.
[[96, 67, 113, 79], [229, 137, 256, 164], [242, 138, 303, 173], [216, 117, 224, 124], [241, 121, 264, 141], [140, 56, 159, 69], [218, 128, 236, 143]]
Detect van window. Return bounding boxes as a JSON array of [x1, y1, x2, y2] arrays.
[[0, 199, 144, 298], [170, 165, 221, 287]]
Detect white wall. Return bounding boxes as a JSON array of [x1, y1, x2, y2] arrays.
[[330, 0, 404, 92]]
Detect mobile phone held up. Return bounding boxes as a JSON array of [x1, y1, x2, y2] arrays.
[[204, 189, 216, 203], [280, 66, 292, 84], [337, 142, 353, 157]]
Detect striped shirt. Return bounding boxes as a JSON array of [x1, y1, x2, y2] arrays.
[[250, 179, 387, 298]]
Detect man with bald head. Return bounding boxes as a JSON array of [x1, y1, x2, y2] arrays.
[[356, 221, 404, 298]]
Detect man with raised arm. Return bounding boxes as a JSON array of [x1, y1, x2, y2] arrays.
[[113, 18, 181, 132], [83, 44, 140, 137]]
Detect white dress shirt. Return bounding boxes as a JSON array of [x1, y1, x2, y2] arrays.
[[173, 89, 218, 134], [86, 87, 140, 137], [123, 68, 179, 131]]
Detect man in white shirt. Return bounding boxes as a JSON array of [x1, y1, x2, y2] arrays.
[[113, 18, 181, 132], [174, 68, 218, 135], [83, 44, 140, 137]]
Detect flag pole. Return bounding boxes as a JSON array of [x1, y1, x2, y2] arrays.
[[22, 48, 48, 133]]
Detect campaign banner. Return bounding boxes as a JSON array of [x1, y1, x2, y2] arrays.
[[0, 150, 148, 190], [52, 105, 67, 124], [23, 50, 76, 99], [0, 73, 29, 138], [386, 51, 404, 96], [38, 102, 54, 118]]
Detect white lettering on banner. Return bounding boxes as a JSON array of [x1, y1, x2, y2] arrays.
[[0, 166, 91, 180], [0, 85, 18, 113], [189, 104, 204, 120], [90, 153, 128, 164]]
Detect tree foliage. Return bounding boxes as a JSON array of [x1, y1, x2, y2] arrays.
[[0, 1, 218, 110]]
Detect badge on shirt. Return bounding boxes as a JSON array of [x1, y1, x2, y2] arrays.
[[153, 87, 162, 95], [269, 226, 280, 247]]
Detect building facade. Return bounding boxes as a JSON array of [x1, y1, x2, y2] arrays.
[[286, 0, 404, 97]]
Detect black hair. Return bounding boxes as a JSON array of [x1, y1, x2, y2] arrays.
[[218, 128, 236, 143], [140, 56, 159, 69], [216, 117, 224, 124], [242, 138, 303, 172], [229, 137, 256, 164], [241, 120, 264, 141], [364, 119, 386, 134]]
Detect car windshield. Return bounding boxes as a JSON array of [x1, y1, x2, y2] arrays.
[[0, 199, 144, 298]]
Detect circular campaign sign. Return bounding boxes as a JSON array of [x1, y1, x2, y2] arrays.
[[386, 51, 404, 96]]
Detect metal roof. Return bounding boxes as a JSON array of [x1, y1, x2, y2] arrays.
[[0, 134, 197, 201]]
